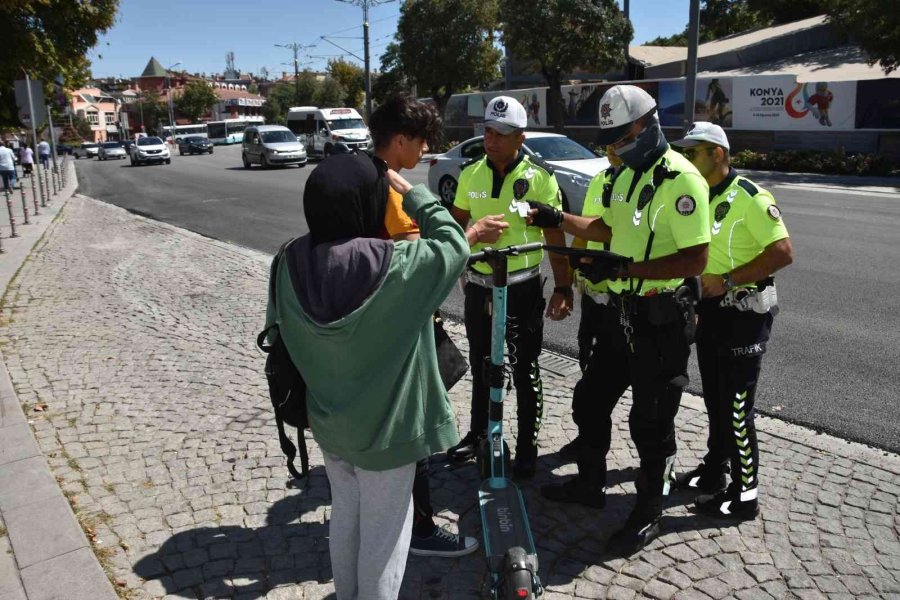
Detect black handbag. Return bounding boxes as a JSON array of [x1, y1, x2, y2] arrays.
[[433, 311, 468, 391]]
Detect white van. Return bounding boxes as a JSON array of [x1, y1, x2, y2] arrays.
[[286, 106, 372, 158]]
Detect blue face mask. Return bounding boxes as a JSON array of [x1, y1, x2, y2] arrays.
[[616, 115, 668, 171]]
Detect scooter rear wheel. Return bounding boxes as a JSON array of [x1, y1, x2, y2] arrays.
[[502, 568, 534, 600]]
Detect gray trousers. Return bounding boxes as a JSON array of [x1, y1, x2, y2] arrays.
[[323, 451, 416, 600]]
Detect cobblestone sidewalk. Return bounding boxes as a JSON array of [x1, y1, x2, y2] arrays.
[[1, 195, 898, 600]]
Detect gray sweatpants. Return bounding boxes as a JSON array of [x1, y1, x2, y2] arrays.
[[323, 451, 416, 600]]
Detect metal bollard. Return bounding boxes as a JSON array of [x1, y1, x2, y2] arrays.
[[5, 188, 19, 238], [43, 166, 50, 203], [18, 176, 30, 224], [30, 166, 39, 214], [35, 162, 46, 208], [51, 164, 58, 195]]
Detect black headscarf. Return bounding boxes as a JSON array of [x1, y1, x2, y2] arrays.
[[303, 153, 387, 246]]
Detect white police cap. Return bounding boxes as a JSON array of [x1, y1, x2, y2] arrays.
[[596, 85, 657, 145], [672, 121, 731, 151], [484, 96, 528, 135]]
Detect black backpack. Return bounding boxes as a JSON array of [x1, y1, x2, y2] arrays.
[[257, 239, 309, 479]]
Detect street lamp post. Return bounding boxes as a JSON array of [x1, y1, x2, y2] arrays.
[[335, 0, 391, 118], [166, 61, 183, 141], [275, 43, 315, 105]]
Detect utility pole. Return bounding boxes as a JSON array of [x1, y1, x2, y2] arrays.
[[683, 0, 701, 134], [275, 43, 315, 105], [623, 0, 631, 79], [335, 0, 390, 118]]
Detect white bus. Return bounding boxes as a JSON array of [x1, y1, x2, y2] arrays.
[[207, 117, 265, 145], [160, 123, 209, 142]]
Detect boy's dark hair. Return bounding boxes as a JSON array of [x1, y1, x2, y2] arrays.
[[369, 93, 442, 150]]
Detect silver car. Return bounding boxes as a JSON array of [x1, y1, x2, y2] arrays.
[[73, 143, 100, 159], [98, 141, 127, 160], [428, 132, 609, 215]]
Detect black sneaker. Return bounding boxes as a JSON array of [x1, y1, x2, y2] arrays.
[[409, 525, 479, 558], [541, 478, 606, 508], [447, 431, 482, 463], [695, 489, 759, 520], [675, 464, 726, 494], [558, 436, 580, 462], [607, 517, 661, 556]]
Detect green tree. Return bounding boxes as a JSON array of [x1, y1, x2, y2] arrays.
[[0, 0, 120, 126], [133, 90, 167, 135], [175, 80, 219, 123], [500, 0, 632, 130], [372, 43, 412, 105], [315, 77, 346, 108], [644, 0, 820, 46], [828, 0, 900, 74], [327, 59, 365, 108], [261, 84, 294, 125], [60, 116, 92, 142], [391, 0, 502, 116]]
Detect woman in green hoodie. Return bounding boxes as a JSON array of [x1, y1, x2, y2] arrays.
[[265, 153, 469, 599]]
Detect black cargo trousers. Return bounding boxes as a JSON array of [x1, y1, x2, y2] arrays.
[[463, 276, 546, 455], [575, 293, 691, 516], [695, 298, 773, 497]]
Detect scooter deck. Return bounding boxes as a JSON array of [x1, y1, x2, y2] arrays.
[[478, 478, 538, 573]]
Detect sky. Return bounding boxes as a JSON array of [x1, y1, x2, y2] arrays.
[[88, 0, 691, 80]]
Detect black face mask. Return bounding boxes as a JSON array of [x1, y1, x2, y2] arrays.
[[616, 115, 668, 171]]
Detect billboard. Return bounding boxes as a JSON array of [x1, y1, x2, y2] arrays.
[[445, 88, 546, 128], [732, 76, 856, 130], [658, 78, 734, 128]]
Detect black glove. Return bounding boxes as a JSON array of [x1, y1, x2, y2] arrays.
[[527, 201, 563, 228], [580, 254, 632, 284]]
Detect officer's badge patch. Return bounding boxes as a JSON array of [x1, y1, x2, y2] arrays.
[[676, 195, 696, 216], [600, 103, 611, 119], [513, 178, 529, 200], [494, 99, 508, 112], [767, 205, 782, 220], [714, 202, 730, 222], [637, 184, 654, 209]]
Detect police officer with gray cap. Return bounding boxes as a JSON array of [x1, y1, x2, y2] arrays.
[[672, 122, 793, 520], [529, 85, 710, 553]]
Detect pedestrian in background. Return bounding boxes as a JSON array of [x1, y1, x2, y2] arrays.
[[672, 122, 793, 519], [20, 144, 34, 176], [0, 143, 16, 192], [38, 138, 50, 169], [263, 154, 468, 599]]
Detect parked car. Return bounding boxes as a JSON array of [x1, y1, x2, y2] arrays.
[[98, 141, 127, 161], [129, 136, 170, 166], [427, 132, 610, 215], [178, 136, 214, 156], [241, 125, 307, 168], [73, 143, 100, 159]]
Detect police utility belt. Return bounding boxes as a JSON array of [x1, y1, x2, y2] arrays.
[[465, 266, 540, 288], [720, 278, 779, 314]]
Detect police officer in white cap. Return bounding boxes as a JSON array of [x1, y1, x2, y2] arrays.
[[446, 96, 572, 480], [529, 85, 710, 553], [672, 122, 793, 520]]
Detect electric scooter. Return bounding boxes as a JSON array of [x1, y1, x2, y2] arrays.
[[468, 242, 544, 600], [468, 242, 633, 599]]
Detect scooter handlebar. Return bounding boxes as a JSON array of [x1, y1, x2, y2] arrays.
[[467, 242, 545, 265]]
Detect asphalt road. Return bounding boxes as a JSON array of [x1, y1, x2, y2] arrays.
[[74, 144, 900, 452]]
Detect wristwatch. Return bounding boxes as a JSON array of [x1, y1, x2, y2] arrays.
[[721, 272, 735, 292]]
